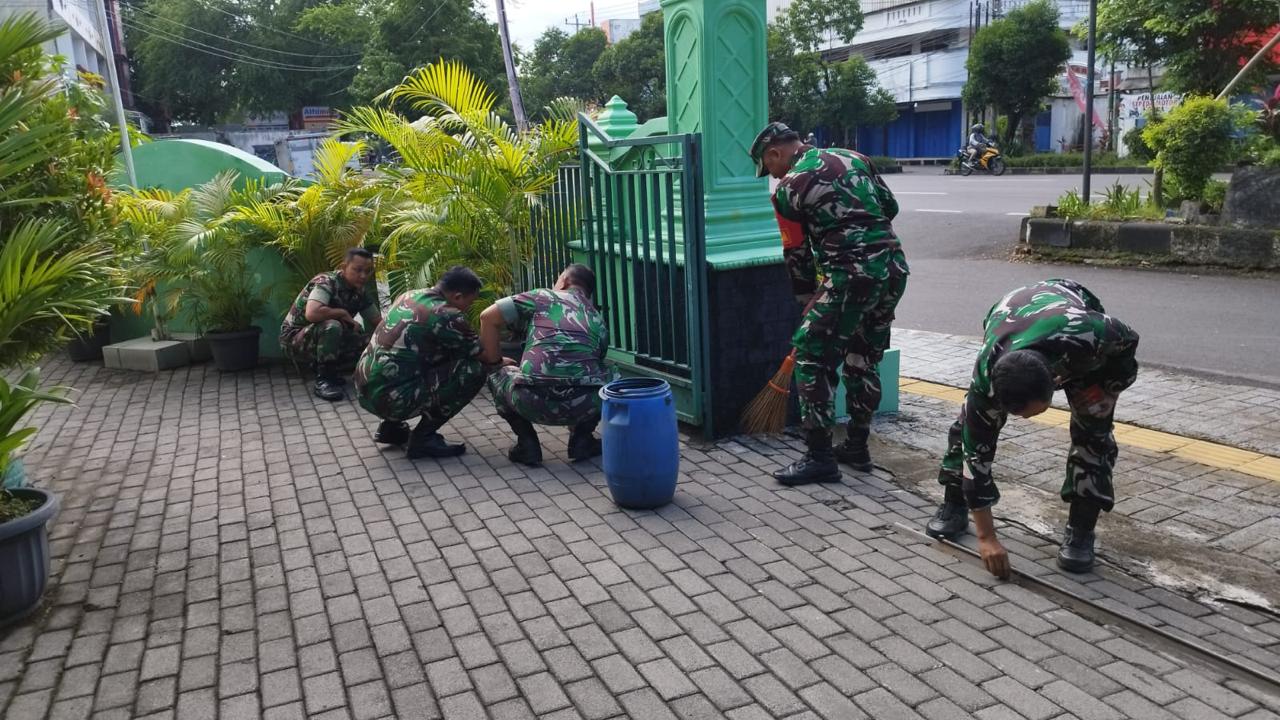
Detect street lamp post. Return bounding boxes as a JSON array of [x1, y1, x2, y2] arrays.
[[1081, 0, 1097, 204], [94, 0, 136, 187]]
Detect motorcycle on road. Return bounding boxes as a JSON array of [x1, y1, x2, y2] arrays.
[[956, 143, 1007, 176]]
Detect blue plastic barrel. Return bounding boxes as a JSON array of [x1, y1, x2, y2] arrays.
[[599, 378, 679, 509]]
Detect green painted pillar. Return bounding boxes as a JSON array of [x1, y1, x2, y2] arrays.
[[662, 0, 780, 268]]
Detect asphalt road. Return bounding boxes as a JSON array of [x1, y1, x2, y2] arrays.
[[884, 168, 1280, 385]]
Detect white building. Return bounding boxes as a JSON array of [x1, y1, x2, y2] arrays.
[[600, 17, 642, 43], [771, 0, 1139, 158], [2, 0, 108, 83]]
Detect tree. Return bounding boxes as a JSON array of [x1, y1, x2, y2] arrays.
[[1095, 0, 1279, 95], [333, 0, 505, 109], [123, 0, 504, 126], [522, 27, 610, 118], [593, 12, 666, 121], [1143, 96, 1239, 200], [767, 0, 896, 144], [963, 0, 1071, 146]]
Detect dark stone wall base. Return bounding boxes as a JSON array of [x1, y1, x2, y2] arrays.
[[704, 262, 798, 439]]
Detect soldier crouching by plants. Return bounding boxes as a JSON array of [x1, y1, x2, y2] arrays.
[[353, 267, 510, 459], [925, 279, 1139, 577], [477, 264, 616, 467], [279, 248, 381, 401]]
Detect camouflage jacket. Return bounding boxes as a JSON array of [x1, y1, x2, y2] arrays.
[[495, 287, 613, 387], [772, 147, 903, 301], [280, 271, 380, 336], [959, 279, 1140, 499]]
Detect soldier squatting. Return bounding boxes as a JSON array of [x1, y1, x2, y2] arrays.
[[279, 121, 1141, 579]]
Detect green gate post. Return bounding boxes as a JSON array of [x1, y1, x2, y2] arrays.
[[660, 0, 898, 436]]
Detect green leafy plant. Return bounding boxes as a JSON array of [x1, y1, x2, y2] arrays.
[[1004, 152, 1127, 168], [0, 368, 71, 483], [1201, 180, 1228, 214], [1143, 96, 1237, 202], [340, 60, 579, 311], [0, 14, 131, 500], [1054, 182, 1162, 221], [1123, 122, 1157, 163], [117, 173, 283, 336], [1055, 189, 1089, 219]]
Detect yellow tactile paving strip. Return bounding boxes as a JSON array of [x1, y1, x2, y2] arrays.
[[899, 378, 1280, 482]]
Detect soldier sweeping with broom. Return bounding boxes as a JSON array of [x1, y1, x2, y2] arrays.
[[745, 122, 909, 486]]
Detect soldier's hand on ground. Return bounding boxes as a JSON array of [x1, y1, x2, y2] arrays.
[[978, 536, 1010, 579]]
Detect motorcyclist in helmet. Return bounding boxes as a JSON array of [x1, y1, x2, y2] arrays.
[[966, 123, 991, 165]]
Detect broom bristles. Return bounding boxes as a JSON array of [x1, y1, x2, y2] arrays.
[[741, 355, 795, 435]]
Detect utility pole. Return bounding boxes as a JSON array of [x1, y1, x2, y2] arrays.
[[565, 13, 587, 31], [95, 0, 136, 186], [1081, 0, 1097, 204], [590, 1, 596, 26], [1107, 57, 1116, 152], [495, 0, 528, 132]]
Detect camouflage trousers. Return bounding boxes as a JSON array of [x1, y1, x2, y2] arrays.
[[940, 363, 1137, 512], [793, 257, 909, 431], [488, 367, 601, 427], [282, 320, 368, 371], [356, 355, 485, 424]]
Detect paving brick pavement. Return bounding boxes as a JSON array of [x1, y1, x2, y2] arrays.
[[893, 329, 1280, 456], [1, 357, 1279, 719]]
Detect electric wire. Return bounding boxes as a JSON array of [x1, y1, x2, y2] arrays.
[[120, 13, 361, 72], [127, 2, 361, 58]]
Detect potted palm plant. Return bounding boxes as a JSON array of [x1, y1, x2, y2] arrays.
[[187, 260, 270, 372], [0, 369, 67, 627], [65, 316, 111, 361]]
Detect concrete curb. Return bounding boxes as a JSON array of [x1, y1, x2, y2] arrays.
[[1020, 216, 1280, 269]]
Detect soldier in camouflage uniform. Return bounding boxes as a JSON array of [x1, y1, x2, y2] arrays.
[[280, 248, 381, 401], [478, 264, 617, 467], [749, 122, 910, 486], [353, 267, 505, 459], [925, 279, 1140, 576]]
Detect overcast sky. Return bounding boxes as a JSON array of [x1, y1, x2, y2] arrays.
[[479, 0, 642, 52]]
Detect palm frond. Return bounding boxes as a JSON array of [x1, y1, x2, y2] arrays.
[[390, 60, 497, 118]]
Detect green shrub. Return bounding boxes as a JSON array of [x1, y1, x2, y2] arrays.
[[1143, 96, 1236, 201], [1262, 145, 1280, 168], [1004, 152, 1125, 167], [1053, 181, 1162, 221], [868, 156, 899, 171], [1123, 123, 1156, 163], [1202, 180, 1228, 214]]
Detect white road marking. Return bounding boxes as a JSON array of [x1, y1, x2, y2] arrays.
[[914, 209, 964, 214], [1006, 212, 1030, 216]]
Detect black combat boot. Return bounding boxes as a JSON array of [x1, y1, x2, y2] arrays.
[[313, 364, 344, 401], [373, 420, 410, 446], [499, 411, 542, 467], [834, 425, 874, 472], [567, 421, 603, 462], [406, 417, 467, 459], [1057, 501, 1100, 573], [925, 483, 969, 539], [774, 430, 842, 486]]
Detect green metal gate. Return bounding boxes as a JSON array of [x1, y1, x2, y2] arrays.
[[527, 115, 712, 434]]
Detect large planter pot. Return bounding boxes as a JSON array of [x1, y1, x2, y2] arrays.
[[66, 318, 111, 362], [0, 487, 59, 628], [205, 326, 262, 372]]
